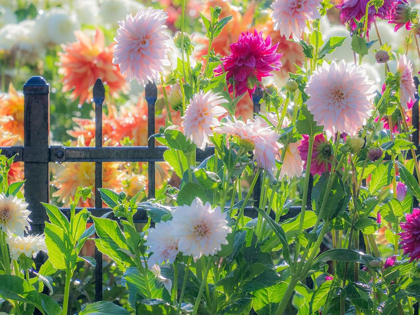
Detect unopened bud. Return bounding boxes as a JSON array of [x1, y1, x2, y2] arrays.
[[169, 83, 182, 111], [285, 80, 298, 92], [247, 76, 257, 90], [375, 50, 390, 64], [174, 32, 193, 54], [346, 137, 364, 154], [368, 148, 383, 162], [396, 182, 407, 201]]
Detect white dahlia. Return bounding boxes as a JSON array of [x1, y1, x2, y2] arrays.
[[145, 221, 179, 266], [171, 198, 231, 260], [6, 235, 47, 260], [113, 8, 170, 84], [306, 61, 376, 137], [279, 142, 303, 180], [0, 194, 31, 237], [182, 91, 228, 150], [396, 54, 416, 109]]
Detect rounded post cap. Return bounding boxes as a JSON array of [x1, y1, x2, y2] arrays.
[[23, 76, 49, 94]]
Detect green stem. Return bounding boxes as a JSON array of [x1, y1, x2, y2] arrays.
[[177, 257, 192, 314], [0, 231, 11, 275], [160, 73, 173, 124], [204, 36, 214, 76], [235, 169, 262, 230], [274, 277, 299, 315], [192, 258, 212, 315], [172, 261, 178, 307], [62, 268, 72, 315]]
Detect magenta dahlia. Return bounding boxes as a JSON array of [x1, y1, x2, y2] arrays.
[[384, 256, 397, 269], [399, 208, 420, 261], [337, 0, 394, 33], [389, 0, 414, 32], [298, 134, 333, 176], [215, 30, 282, 97]]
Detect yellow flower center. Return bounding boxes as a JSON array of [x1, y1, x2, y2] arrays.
[[194, 223, 210, 238]]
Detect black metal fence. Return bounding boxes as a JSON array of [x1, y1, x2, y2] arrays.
[[1, 75, 419, 304]]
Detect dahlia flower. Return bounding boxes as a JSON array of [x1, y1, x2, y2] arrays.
[[0, 84, 24, 142], [298, 134, 333, 176], [182, 91, 228, 150], [384, 256, 397, 269], [0, 194, 31, 237], [279, 142, 304, 180], [150, 264, 172, 293], [337, 0, 394, 33], [271, 0, 321, 38], [399, 208, 420, 261], [215, 30, 282, 97], [305, 61, 376, 137], [325, 275, 334, 281], [6, 235, 47, 260], [113, 8, 170, 84], [171, 198, 231, 260], [59, 29, 128, 104], [388, 0, 413, 31], [145, 221, 179, 266], [396, 54, 416, 109], [396, 182, 408, 202], [216, 118, 282, 175]]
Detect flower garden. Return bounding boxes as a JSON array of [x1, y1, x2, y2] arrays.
[[1, 0, 420, 314]]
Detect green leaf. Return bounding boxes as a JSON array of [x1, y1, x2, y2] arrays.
[[163, 149, 188, 178], [140, 202, 173, 223], [309, 281, 331, 313], [298, 39, 314, 58], [381, 139, 415, 152], [296, 105, 323, 136], [42, 203, 69, 232], [7, 181, 25, 196], [40, 294, 62, 315], [310, 30, 324, 49], [351, 35, 368, 56], [124, 267, 163, 300], [252, 283, 288, 315], [255, 208, 291, 265], [44, 223, 77, 270], [164, 128, 195, 153], [93, 217, 134, 270], [99, 188, 120, 208], [177, 182, 208, 205], [242, 268, 282, 293], [313, 249, 375, 266], [80, 301, 130, 315], [39, 260, 57, 277], [193, 169, 221, 190], [213, 15, 233, 38], [200, 12, 211, 35], [318, 36, 347, 59], [71, 208, 89, 242], [396, 161, 420, 200], [369, 161, 393, 193], [380, 199, 404, 224], [354, 217, 377, 235]]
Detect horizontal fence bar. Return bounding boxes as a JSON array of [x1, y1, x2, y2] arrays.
[[0, 146, 215, 163]]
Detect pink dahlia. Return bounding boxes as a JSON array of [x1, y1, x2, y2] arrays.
[[113, 8, 170, 84], [216, 117, 282, 175], [399, 208, 420, 261], [182, 91, 228, 150], [298, 134, 333, 176], [389, 0, 413, 32], [145, 221, 179, 266], [384, 256, 397, 269], [396, 182, 407, 202], [279, 142, 304, 180], [271, 0, 321, 38], [337, 0, 394, 33], [306, 61, 376, 137], [215, 30, 282, 97], [396, 54, 416, 109]]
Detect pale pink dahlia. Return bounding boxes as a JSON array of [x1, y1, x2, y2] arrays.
[[399, 208, 420, 261], [396, 54, 416, 109], [171, 197, 231, 260], [271, 0, 321, 38], [182, 91, 228, 150], [298, 134, 333, 176], [279, 142, 303, 180], [306, 61, 376, 137], [215, 30, 282, 97], [113, 8, 170, 84], [145, 221, 179, 266], [337, 0, 394, 33], [389, 0, 413, 32], [216, 117, 282, 175], [396, 182, 407, 202]]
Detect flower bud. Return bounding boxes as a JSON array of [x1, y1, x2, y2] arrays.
[[368, 148, 383, 162], [169, 83, 183, 111], [392, 0, 412, 25], [369, 260, 383, 269], [285, 80, 298, 92], [346, 137, 364, 154], [384, 256, 397, 269], [234, 136, 255, 152], [174, 32, 193, 54], [375, 50, 390, 64], [396, 182, 407, 201]]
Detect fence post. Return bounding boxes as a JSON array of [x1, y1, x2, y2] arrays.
[[23, 76, 50, 235]]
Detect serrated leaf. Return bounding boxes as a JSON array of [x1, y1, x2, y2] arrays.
[[80, 301, 129, 315], [124, 267, 163, 300], [213, 15, 232, 37], [99, 188, 119, 208], [369, 162, 393, 193], [298, 39, 314, 58], [396, 161, 420, 200], [318, 36, 347, 59], [296, 105, 323, 136], [351, 35, 368, 56]]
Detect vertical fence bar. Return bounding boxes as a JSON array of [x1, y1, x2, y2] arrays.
[[146, 82, 157, 199], [252, 87, 263, 207], [23, 77, 50, 235], [93, 78, 105, 301]]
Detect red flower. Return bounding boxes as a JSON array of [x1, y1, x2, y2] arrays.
[[215, 30, 282, 97], [399, 208, 420, 261]]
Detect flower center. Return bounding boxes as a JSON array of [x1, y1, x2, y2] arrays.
[[0, 207, 11, 223], [136, 36, 150, 51], [193, 223, 210, 238], [331, 89, 345, 103]]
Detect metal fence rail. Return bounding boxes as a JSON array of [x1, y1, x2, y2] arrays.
[[0, 76, 419, 304]]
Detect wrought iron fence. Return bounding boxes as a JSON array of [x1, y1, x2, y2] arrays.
[[1, 75, 419, 304]]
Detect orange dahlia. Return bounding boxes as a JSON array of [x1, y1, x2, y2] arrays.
[[0, 130, 24, 185], [0, 84, 24, 142], [59, 29, 128, 104]]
